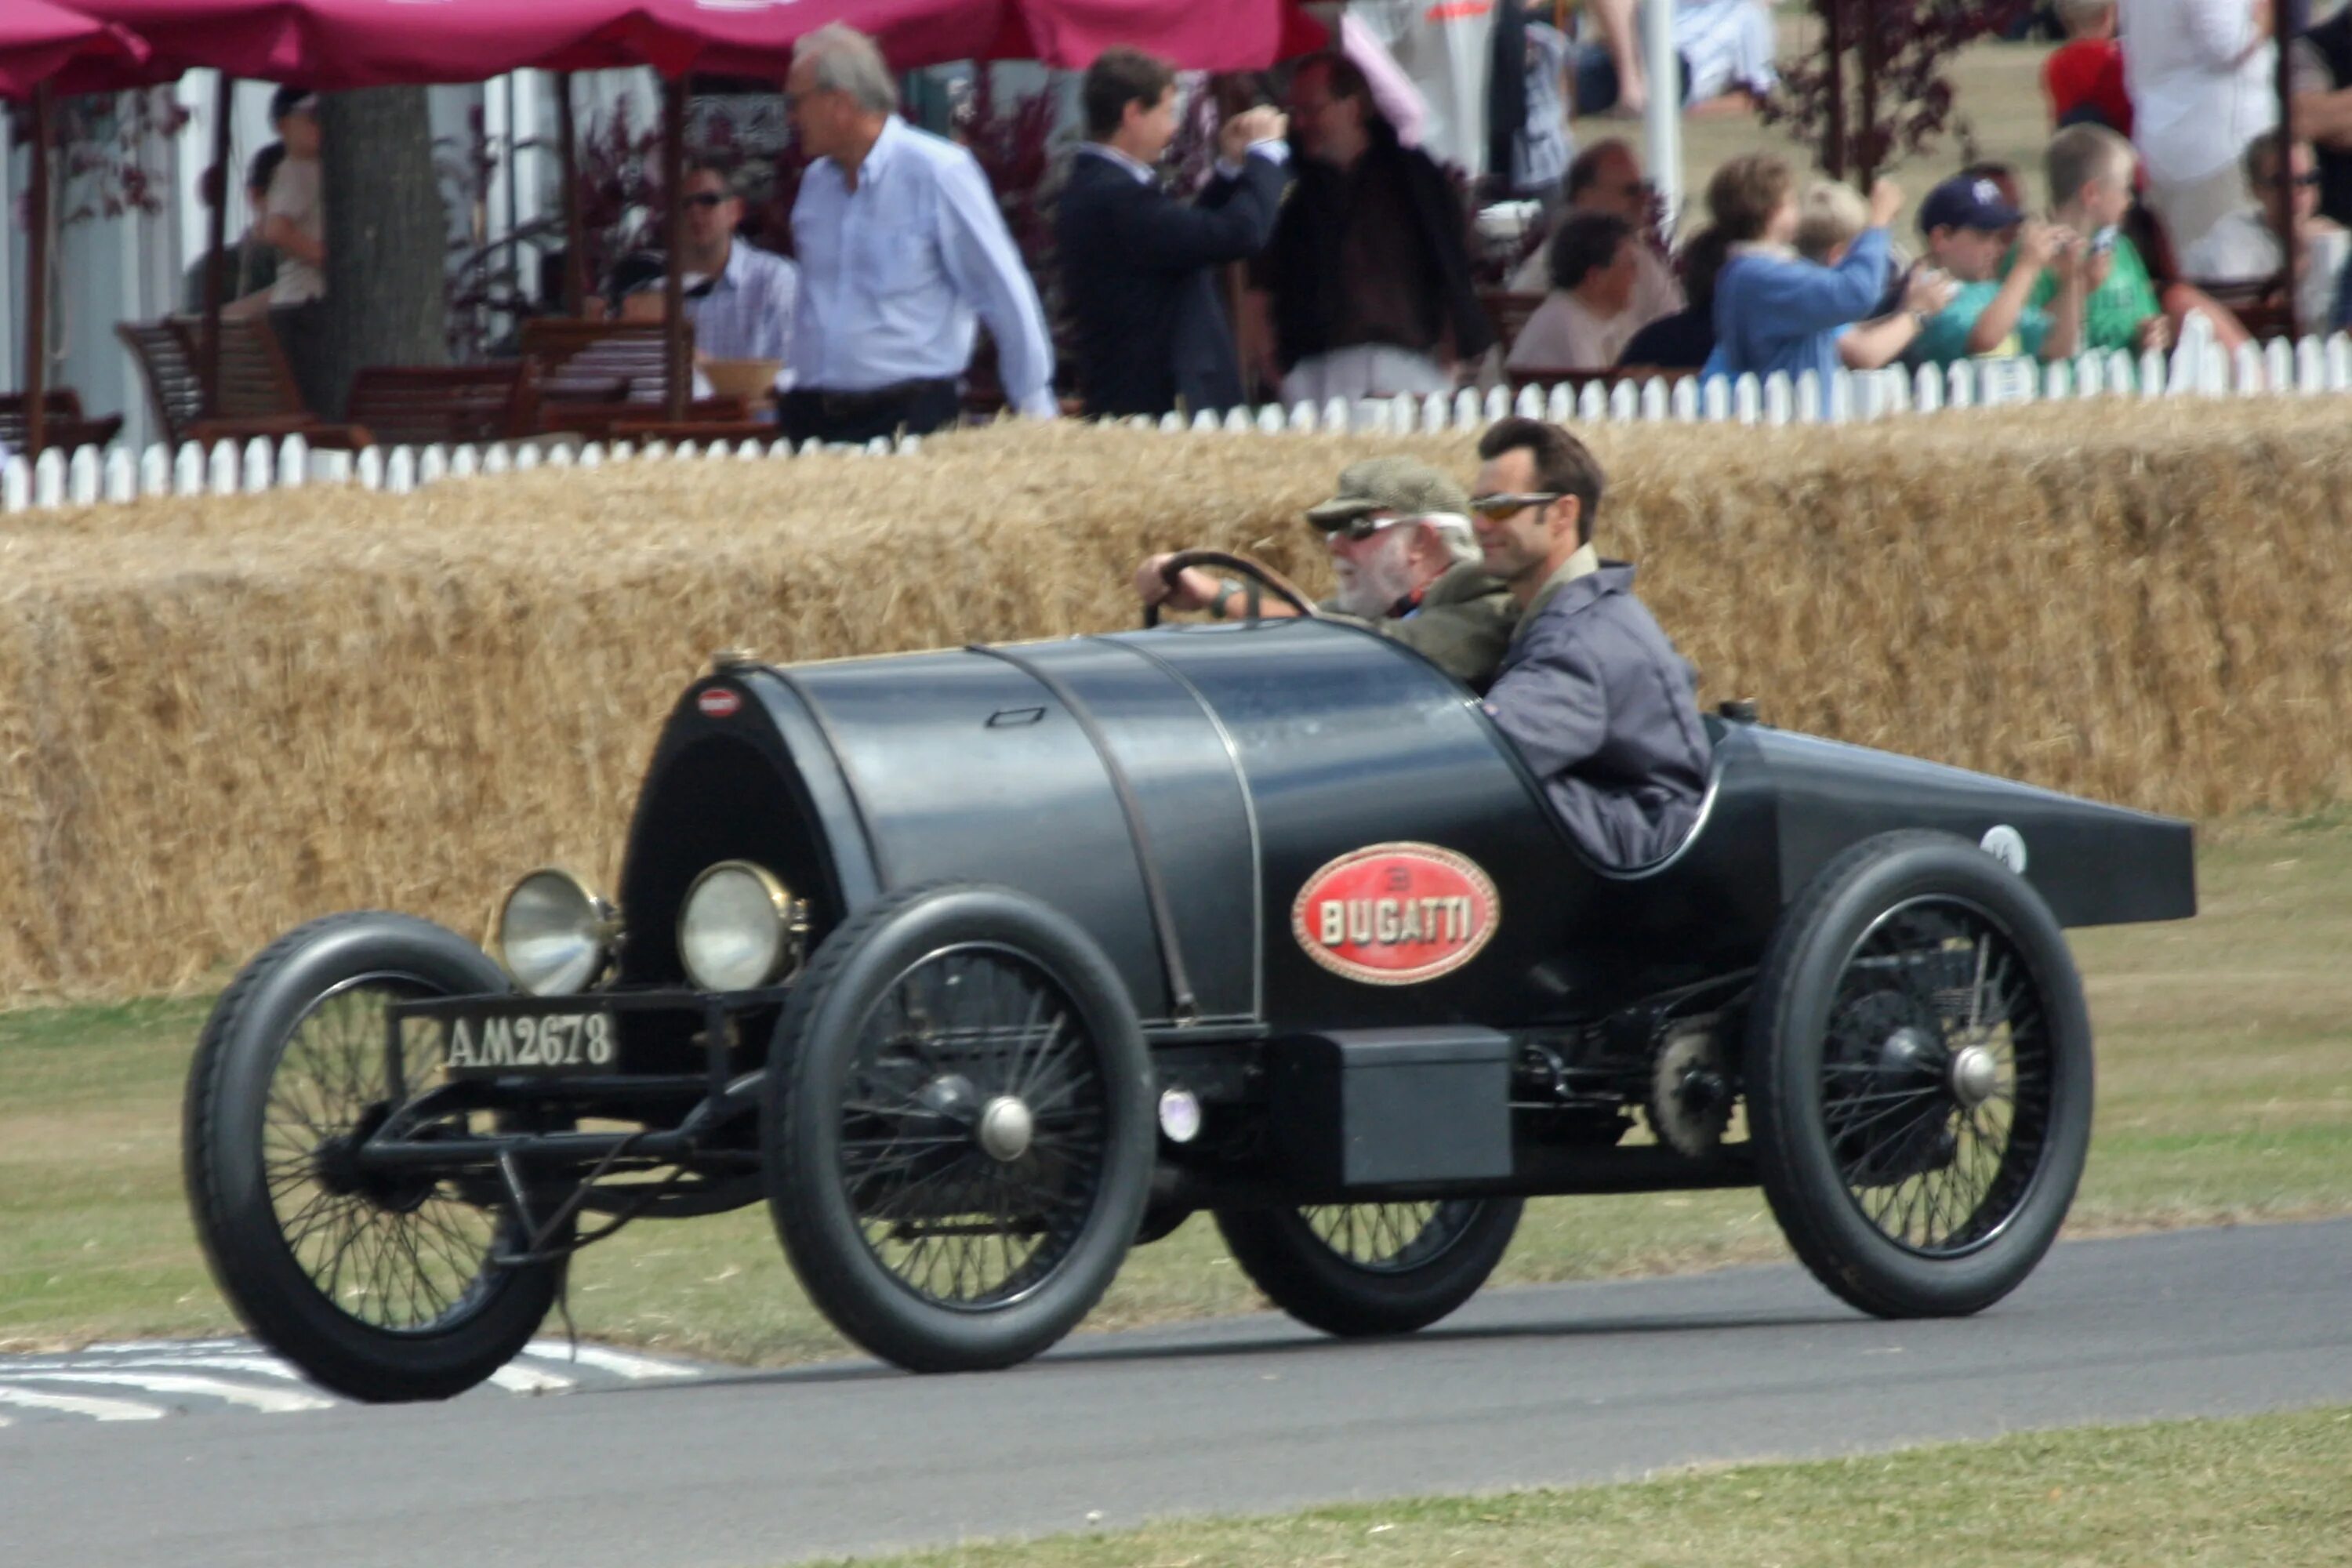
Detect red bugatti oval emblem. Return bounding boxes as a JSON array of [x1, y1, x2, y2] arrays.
[[1291, 843, 1501, 986], [697, 687, 742, 718]]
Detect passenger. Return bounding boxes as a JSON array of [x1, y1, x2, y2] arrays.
[[1135, 456, 1515, 690], [1469, 418, 1710, 867]]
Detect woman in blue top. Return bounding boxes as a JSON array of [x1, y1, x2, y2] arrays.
[[1703, 154, 1904, 385]]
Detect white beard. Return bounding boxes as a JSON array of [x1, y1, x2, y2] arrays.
[[1330, 528, 1425, 618]]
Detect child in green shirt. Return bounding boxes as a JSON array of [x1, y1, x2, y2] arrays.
[[1908, 173, 2085, 368], [2033, 124, 2172, 355]]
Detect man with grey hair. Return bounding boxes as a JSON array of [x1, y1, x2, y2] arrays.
[[1134, 456, 1516, 690], [783, 23, 1058, 440]]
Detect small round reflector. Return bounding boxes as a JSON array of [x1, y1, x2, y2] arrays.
[[1157, 1086, 1203, 1144]]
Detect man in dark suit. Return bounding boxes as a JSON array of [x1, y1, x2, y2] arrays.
[[1057, 49, 1292, 419]]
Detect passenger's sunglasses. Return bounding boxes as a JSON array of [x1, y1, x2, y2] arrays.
[[685, 192, 731, 209], [1317, 514, 1408, 542], [1468, 492, 1559, 522]]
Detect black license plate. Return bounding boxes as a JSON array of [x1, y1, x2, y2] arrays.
[[438, 1002, 619, 1078]]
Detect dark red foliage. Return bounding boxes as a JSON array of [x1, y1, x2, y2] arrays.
[[9, 90, 190, 229], [1764, 0, 2038, 186]]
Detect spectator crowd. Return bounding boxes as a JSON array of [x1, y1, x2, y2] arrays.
[[172, 0, 2350, 442]]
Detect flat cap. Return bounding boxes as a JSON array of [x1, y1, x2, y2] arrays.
[[1305, 456, 1471, 528]]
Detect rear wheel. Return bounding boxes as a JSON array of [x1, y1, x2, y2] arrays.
[[765, 884, 1153, 1373], [1746, 832, 2094, 1319], [1214, 1199, 1523, 1337], [183, 913, 562, 1403]]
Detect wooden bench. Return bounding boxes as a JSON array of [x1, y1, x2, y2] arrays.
[[118, 318, 372, 451], [193, 317, 375, 448], [515, 319, 754, 441], [0, 390, 123, 456], [344, 365, 535, 447]]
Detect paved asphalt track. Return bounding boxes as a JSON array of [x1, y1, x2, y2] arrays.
[[2, 1219, 2346, 1568]]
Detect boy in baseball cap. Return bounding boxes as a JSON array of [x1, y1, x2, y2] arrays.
[[1910, 172, 2087, 368]]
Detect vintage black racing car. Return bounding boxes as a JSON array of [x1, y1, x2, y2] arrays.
[[183, 554, 2195, 1402]]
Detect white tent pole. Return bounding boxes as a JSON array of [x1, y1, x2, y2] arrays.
[[1641, 1, 1682, 232]]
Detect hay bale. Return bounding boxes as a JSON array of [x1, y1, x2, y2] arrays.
[[0, 401, 2347, 1000]]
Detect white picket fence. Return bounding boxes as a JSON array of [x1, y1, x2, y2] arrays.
[[7, 318, 2350, 517]]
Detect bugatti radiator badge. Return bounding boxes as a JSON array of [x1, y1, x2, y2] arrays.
[[1291, 842, 1501, 985]]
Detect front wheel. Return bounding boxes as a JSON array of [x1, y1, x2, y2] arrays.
[[1745, 831, 2095, 1319], [1214, 1200, 1523, 1337], [765, 884, 1154, 1373], [183, 913, 563, 1403]]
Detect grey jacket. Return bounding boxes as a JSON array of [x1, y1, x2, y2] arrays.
[[1323, 560, 1517, 691], [1483, 561, 1711, 867]]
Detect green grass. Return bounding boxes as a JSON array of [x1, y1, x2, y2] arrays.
[[3, 818, 2349, 1360], [793, 1407, 2352, 1568]]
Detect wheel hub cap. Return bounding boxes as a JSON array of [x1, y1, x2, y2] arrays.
[[977, 1095, 1035, 1163], [1949, 1044, 1999, 1108]]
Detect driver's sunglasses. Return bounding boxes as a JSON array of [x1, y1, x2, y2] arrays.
[[1468, 492, 1559, 522]]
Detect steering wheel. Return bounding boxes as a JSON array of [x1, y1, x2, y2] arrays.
[[1142, 550, 1322, 629]]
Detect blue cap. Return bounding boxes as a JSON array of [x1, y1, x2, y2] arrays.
[[1918, 173, 2024, 235]]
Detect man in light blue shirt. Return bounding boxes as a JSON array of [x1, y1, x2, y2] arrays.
[[784, 23, 1058, 441], [678, 160, 797, 394]]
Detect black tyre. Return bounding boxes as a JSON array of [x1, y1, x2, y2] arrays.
[[1214, 1199, 1523, 1337], [765, 884, 1153, 1373], [183, 913, 563, 1403], [1745, 831, 2095, 1319]]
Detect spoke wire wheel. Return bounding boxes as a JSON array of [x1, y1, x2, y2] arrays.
[[185, 912, 563, 1403], [768, 884, 1152, 1374], [1214, 1197, 1523, 1338], [262, 975, 506, 1334], [1747, 833, 2093, 1321], [1820, 900, 2047, 1258], [1298, 1202, 1484, 1273], [839, 944, 1109, 1310]]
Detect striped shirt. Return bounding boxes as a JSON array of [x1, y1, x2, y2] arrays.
[[684, 240, 798, 390]]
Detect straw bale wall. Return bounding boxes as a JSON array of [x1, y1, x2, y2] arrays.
[[2, 400, 2348, 1000]]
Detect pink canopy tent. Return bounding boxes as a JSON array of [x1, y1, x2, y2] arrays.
[[3, 2, 154, 459], [1, 0, 149, 98], [73, 0, 1323, 85]]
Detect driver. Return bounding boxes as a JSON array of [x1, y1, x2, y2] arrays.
[[1134, 456, 1516, 690], [1470, 417, 1710, 867]]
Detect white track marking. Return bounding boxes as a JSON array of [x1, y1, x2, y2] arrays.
[[0, 1385, 167, 1421], [24, 1371, 332, 1414], [522, 1341, 698, 1381], [488, 1363, 575, 1394], [5, 1354, 312, 1381]]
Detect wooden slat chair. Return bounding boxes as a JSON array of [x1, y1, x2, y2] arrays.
[[344, 365, 535, 447], [0, 390, 124, 455], [516, 319, 754, 442], [183, 316, 371, 448], [117, 318, 371, 452], [1480, 289, 1549, 358]]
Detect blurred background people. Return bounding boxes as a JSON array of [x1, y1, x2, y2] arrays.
[[1058, 48, 1291, 418]]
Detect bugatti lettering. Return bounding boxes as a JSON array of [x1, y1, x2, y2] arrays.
[[1317, 895, 1478, 949], [446, 1011, 615, 1071], [1293, 844, 1501, 985]]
